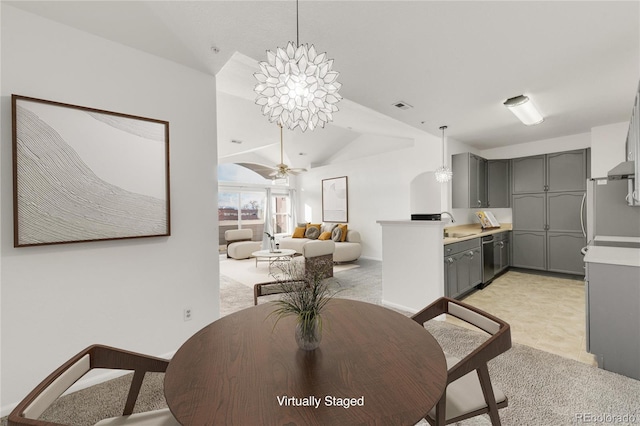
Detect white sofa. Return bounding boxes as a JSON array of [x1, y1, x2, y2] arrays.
[[279, 230, 362, 263]]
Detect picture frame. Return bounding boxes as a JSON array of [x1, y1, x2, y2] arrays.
[[12, 95, 171, 247], [322, 176, 348, 223]]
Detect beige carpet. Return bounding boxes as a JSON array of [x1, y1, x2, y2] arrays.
[[219, 254, 359, 288]]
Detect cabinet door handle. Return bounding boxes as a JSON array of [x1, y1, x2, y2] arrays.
[[467, 251, 474, 258], [446, 257, 454, 264]]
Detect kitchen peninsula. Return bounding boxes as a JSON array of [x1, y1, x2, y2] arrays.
[[377, 220, 447, 312]]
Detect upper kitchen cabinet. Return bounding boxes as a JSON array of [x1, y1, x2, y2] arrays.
[[487, 159, 510, 208], [452, 153, 488, 208], [547, 150, 587, 192], [512, 150, 587, 194], [512, 155, 546, 193], [625, 86, 639, 206]]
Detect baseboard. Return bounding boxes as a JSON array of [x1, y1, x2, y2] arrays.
[[1, 350, 177, 418], [381, 299, 419, 314]]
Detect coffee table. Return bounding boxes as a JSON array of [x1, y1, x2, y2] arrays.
[[251, 248, 297, 271], [164, 298, 447, 425]]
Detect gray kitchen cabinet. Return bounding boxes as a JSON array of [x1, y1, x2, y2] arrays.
[[487, 160, 510, 208], [444, 238, 482, 299], [547, 232, 586, 275], [546, 192, 585, 232], [511, 231, 546, 270], [511, 149, 587, 275], [587, 261, 640, 380], [625, 86, 639, 206], [493, 231, 511, 275], [546, 150, 587, 192], [512, 155, 546, 193], [452, 153, 488, 208], [513, 193, 546, 230]]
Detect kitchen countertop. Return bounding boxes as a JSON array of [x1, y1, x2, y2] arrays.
[[443, 223, 512, 245], [584, 236, 640, 267]]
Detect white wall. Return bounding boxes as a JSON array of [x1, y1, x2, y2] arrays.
[[297, 132, 442, 260], [591, 121, 628, 178], [1, 5, 219, 413], [480, 132, 591, 159]]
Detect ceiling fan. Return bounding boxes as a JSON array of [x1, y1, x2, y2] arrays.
[[270, 124, 307, 178]]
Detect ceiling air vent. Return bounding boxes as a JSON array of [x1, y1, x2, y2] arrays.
[[392, 101, 413, 110]]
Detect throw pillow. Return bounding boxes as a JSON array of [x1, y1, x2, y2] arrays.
[[305, 226, 320, 240], [331, 227, 342, 242], [321, 223, 338, 234], [337, 224, 348, 242], [298, 222, 309, 228], [307, 223, 322, 231], [318, 231, 332, 240], [292, 226, 306, 238]]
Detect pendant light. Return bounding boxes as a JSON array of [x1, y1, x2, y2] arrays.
[[254, 0, 342, 131], [435, 126, 452, 183]]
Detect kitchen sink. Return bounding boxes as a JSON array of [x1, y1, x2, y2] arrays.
[[443, 232, 477, 239]]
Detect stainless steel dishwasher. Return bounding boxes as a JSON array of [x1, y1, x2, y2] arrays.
[[481, 235, 495, 286]]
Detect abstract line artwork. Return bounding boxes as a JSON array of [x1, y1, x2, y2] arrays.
[[12, 95, 170, 247], [322, 176, 348, 223]]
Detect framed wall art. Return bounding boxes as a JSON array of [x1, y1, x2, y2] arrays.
[[322, 176, 348, 223], [12, 95, 171, 247]]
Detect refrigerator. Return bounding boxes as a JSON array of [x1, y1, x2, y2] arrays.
[[586, 178, 640, 242]]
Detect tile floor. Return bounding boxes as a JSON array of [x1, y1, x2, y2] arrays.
[[450, 269, 597, 366]]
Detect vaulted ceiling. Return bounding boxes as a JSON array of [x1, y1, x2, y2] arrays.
[[9, 1, 640, 170]]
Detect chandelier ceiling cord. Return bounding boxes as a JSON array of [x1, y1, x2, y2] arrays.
[[435, 125, 453, 183], [254, 0, 342, 131]]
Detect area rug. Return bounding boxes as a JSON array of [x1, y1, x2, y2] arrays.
[[4, 320, 639, 426], [219, 254, 360, 288]]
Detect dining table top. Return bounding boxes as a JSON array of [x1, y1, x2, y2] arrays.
[[164, 298, 447, 425]]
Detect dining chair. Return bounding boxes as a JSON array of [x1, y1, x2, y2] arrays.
[[8, 344, 180, 426], [411, 297, 511, 426]]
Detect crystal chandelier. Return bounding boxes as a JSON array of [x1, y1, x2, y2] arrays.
[[254, 0, 342, 131], [435, 125, 453, 183]]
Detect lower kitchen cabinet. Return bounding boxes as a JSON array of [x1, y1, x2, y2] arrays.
[[512, 231, 546, 270], [444, 238, 482, 299], [547, 232, 586, 275], [493, 231, 510, 275], [586, 261, 640, 380]]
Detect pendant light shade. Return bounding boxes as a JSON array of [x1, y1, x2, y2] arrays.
[[254, 1, 342, 131], [435, 125, 452, 183]]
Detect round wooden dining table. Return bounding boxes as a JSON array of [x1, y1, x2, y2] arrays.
[[164, 298, 447, 425]]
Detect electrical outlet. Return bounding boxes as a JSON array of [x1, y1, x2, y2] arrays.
[[183, 308, 192, 321]]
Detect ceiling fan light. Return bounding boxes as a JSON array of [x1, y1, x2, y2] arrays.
[[503, 95, 544, 126]]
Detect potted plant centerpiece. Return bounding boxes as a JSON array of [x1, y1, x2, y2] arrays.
[[269, 260, 336, 351], [264, 231, 277, 252]]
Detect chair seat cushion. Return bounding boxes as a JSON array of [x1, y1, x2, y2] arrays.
[[428, 355, 506, 422], [95, 408, 180, 426]]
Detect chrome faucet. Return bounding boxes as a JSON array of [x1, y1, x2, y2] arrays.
[[441, 211, 456, 223]]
